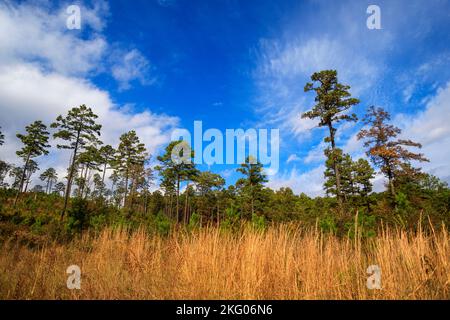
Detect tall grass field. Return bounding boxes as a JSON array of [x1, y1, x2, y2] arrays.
[[1, 223, 448, 300]]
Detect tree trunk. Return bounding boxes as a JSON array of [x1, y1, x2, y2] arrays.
[[24, 173, 31, 192], [385, 159, 396, 198], [327, 122, 343, 211], [184, 182, 189, 224], [83, 166, 89, 199], [217, 198, 220, 225], [176, 175, 180, 223], [62, 129, 81, 218], [123, 167, 129, 208], [13, 152, 31, 206], [144, 190, 148, 215], [102, 162, 107, 184], [169, 194, 173, 219]]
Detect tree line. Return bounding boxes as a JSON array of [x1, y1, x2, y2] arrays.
[[0, 70, 448, 232]]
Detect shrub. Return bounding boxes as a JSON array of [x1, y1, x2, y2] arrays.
[[154, 211, 171, 236], [319, 215, 337, 234], [65, 198, 91, 235], [251, 213, 266, 231]]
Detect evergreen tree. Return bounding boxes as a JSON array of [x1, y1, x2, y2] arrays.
[[54, 181, 66, 196], [303, 70, 359, 209], [236, 156, 268, 218], [32, 185, 44, 193], [0, 160, 11, 188], [23, 160, 39, 193], [194, 171, 225, 222], [91, 173, 105, 199], [156, 140, 198, 222], [114, 130, 147, 208], [98, 145, 116, 185], [352, 158, 375, 198], [39, 167, 58, 194], [358, 106, 428, 197], [77, 144, 102, 198], [14, 121, 50, 205], [9, 166, 23, 190], [51, 105, 102, 216]]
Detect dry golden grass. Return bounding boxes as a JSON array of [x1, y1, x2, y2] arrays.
[[0, 224, 449, 300]]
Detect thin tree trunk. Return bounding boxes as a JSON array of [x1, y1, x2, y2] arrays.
[[217, 197, 220, 225], [176, 175, 180, 223], [169, 194, 173, 219], [123, 167, 129, 208], [184, 182, 189, 224], [328, 122, 343, 211], [62, 129, 81, 217], [102, 162, 107, 184], [24, 173, 31, 192], [144, 190, 148, 215], [83, 166, 90, 199], [385, 159, 396, 198], [13, 152, 31, 206]]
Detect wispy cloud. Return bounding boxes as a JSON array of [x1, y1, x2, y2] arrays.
[[111, 49, 155, 91]]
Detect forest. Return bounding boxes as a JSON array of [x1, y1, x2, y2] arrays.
[[0, 70, 448, 239], [0, 70, 449, 299]]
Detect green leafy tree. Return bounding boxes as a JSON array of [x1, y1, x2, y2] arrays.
[[142, 159, 155, 215], [324, 149, 375, 210], [0, 160, 12, 188], [236, 156, 268, 218], [91, 173, 105, 198], [98, 145, 116, 185], [194, 171, 225, 222], [303, 70, 359, 209], [23, 160, 39, 193], [114, 130, 147, 208], [352, 158, 375, 198], [76, 145, 102, 198], [51, 105, 102, 216], [14, 121, 50, 206], [9, 166, 23, 190], [32, 184, 44, 193], [39, 167, 58, 194], [54, 181, 66, 196], [324, 148, 351, 198], [156, 140, 198, 222]]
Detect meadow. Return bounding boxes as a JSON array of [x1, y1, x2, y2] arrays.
[[1, 223, 448, 300]]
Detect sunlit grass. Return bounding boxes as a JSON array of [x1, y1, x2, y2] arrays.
[[0, 224, 449, 299]]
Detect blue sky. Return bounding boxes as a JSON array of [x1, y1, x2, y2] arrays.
[[1, 0, 450, 196]]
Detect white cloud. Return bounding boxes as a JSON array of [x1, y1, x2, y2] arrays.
[[111, 49, 154, 91], [0, 1, 109, 76], [303, 141, 326, 164], [0, 63, 178, 157], [286, 154, 301, 164], [396, 82, 450, 182], [267, 166, 325, 197], [0, 1, 178, 188], [0, 1, 153, 89]]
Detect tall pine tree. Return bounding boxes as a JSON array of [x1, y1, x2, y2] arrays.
[[303, 70, 359, 210], [51, 105, 102, 216], [114, 130, 147, 208], [14, 121, 50, 206]]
